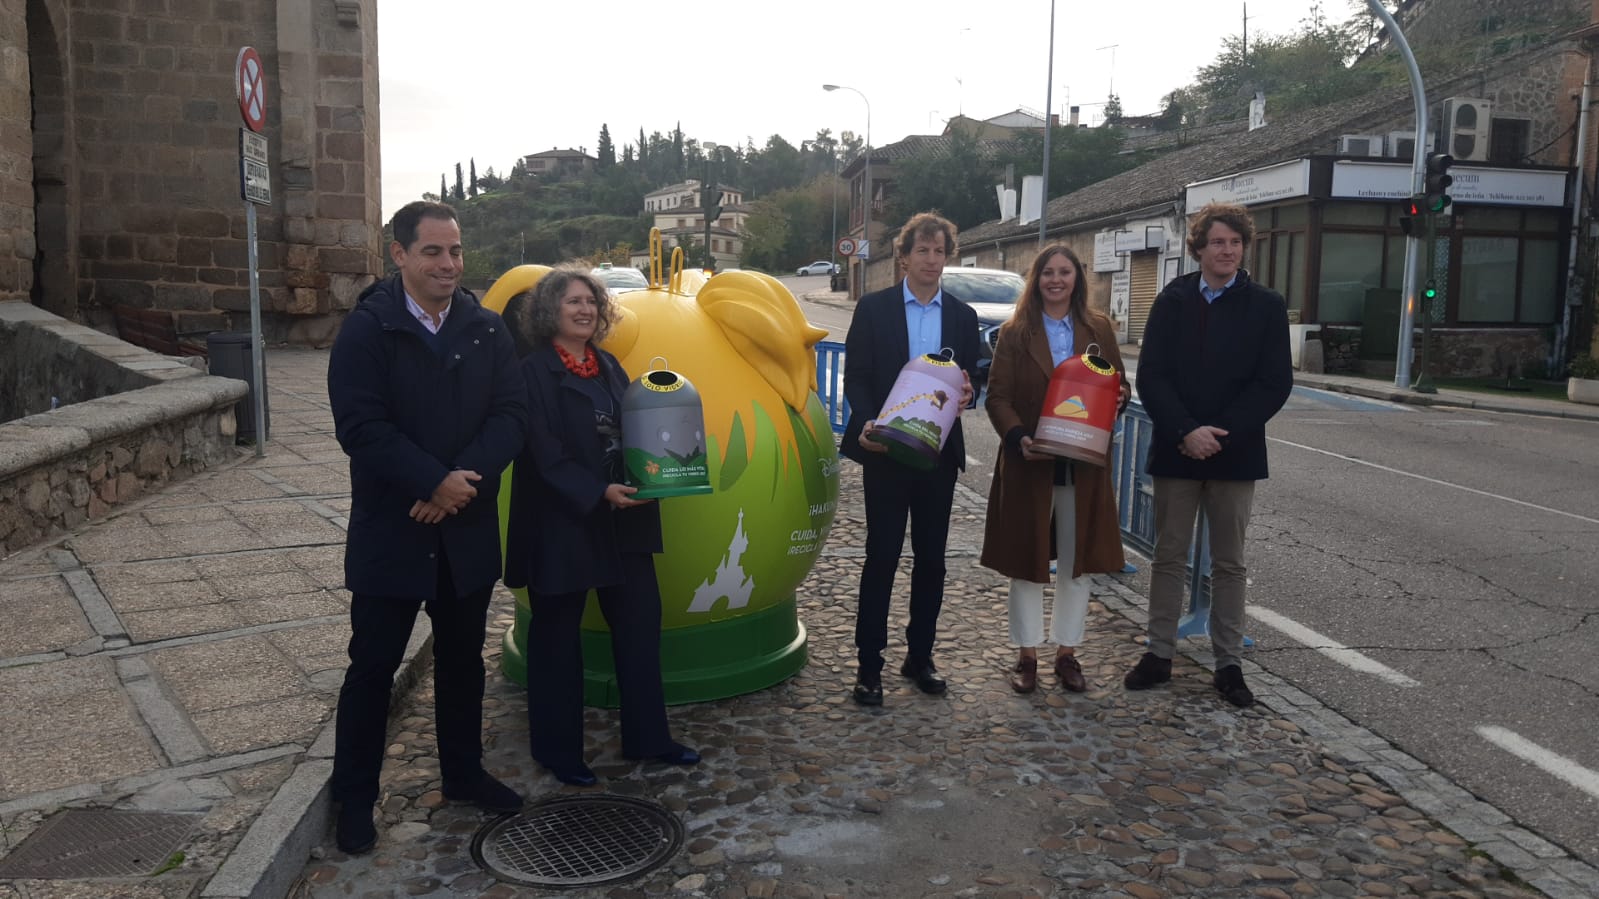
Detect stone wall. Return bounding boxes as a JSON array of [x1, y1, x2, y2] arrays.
[[1321, 324, 1550, 377], [0, 300, 201, 423], [2, 0, 381, 342], [0, 404, 237, 554], [0, 301, 247, 556]]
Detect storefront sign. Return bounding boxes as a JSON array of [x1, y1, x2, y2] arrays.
[[1185, 159, 1310, 209], [1114, 230, 1145, 253], [1330, 161, 1566, 207], [1093, 231, 1120, 272], [1110, 270, 1130, 340]]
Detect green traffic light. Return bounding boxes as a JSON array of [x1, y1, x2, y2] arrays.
[[1423, 280, 1437, 300]]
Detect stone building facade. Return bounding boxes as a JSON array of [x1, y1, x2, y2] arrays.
[[0, 0, 382, 345]]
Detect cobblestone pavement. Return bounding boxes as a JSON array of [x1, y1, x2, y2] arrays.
[[289, 462, 1585, 899], [3, 345, 1595, 899]]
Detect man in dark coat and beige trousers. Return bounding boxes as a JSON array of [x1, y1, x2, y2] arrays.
[[1123, 202, 1293, 707]]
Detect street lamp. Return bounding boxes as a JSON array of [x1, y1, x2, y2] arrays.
[[823, 83, 871, 284]]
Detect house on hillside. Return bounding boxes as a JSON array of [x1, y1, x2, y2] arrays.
[[914, 0, 1597, 378], [522, 148, 597, 178], [634, 180, 748, 270]]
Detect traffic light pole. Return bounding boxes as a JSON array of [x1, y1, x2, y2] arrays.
[[1367, 0, 1428, 389], [1414, 214, 1438, 393]]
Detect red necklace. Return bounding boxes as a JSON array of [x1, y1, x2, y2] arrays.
[[555, 343, 600, 378]]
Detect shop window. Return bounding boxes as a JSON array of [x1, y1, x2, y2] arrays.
[[1318, 233, 1384, 320], [1383, 235, 1407, 290], [1457, 236, 1518, 321], [1518, 239, 1559, 323], [1489, 119, 1531, 164]]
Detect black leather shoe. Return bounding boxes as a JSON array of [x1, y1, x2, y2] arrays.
[[443, 773, 525, 813], [899, 659, 947, 695], [852, 676, 883, 706], [652, 742, 701, 766], [1123, 652, 1172, 690], [335, 802, 377, 855], [1213, 664, 1255, 708], [542, 761, 598, 787]]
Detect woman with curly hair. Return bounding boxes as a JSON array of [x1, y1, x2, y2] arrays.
[[502, 265, 698, 786]]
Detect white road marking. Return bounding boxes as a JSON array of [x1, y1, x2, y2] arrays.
[[1476, 726, 1599, 801], [1246, 606, 1422, 687], [1269, 437, 1599, 526]]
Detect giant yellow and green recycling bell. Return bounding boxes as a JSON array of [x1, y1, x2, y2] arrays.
[[482, 232, 838, 705]]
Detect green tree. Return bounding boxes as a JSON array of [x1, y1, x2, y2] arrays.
[[453, 162, 465, 201], [439, 173, 447, 201], [1104, 93, 1123, 121], [885, 127, 997, 232], [597, 124, 615, 168], [469, 158, 478, 197]]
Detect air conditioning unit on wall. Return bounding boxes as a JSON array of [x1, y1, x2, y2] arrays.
[[1441, 97, 1492, 162], [1337, 134, 1385, 157], [1387, 131, 1416, 159]]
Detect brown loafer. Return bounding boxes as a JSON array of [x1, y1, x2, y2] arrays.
[[1054, 654, 1087, 693], [1010, 654, 1038, 693]]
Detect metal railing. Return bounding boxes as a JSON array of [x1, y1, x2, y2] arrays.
[[816, 341, 850, 435], [1111, 400, 1218, 639]]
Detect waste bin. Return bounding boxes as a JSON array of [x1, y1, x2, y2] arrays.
[[829, 271, 847, 292], [207, 331, 270, 444]]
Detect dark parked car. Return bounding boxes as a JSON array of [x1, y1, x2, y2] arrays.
[[940, 267, 1025, 394]]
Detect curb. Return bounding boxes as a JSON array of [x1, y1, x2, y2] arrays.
[[1291, 375, 1599, 422], [205, 618, 434, 898]]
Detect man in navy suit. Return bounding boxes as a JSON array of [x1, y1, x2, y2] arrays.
[[840, 211, 979, 706]]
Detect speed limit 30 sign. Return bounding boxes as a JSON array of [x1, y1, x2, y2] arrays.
[[836, 237, 857, 257]]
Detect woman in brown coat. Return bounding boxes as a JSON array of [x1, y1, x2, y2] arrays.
[[980, 243, 1128, 693]]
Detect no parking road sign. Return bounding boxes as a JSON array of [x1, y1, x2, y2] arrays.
[[236, 47, 266, 133]]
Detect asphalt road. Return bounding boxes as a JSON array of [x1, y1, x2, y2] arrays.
[[785, 282, 1599, 869]]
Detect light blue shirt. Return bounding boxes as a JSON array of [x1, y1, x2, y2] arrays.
[[1199, 274, 1238, 304], [1042, 311, 1075, 368], [902, 282, 944, 360]]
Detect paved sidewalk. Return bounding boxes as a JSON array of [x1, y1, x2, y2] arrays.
[[1, 346, 1596, 898]]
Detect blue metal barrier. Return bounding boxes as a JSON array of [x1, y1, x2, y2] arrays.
[[1112, 399, 1237, 642], [815, 341, 850, 435]]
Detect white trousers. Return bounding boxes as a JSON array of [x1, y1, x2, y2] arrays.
[[1008, 483, 1092, 649]]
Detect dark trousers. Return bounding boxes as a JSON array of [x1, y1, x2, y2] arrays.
[[855, 460, 959, 677], [526, 552, 672, 769], [330, 555, 493, 806]]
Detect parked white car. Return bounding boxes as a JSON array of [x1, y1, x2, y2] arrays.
[[795, 261, 839, 276], [591, 265, 648, 296]]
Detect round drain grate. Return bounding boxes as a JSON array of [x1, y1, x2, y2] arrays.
[[471, 794, 683, 888]]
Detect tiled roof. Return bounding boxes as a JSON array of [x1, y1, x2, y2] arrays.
[[842, 135, 1022, 176]]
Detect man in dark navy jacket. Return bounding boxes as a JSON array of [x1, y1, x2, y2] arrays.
[[1123, 202, 1292, 708], [326, 201, 528, 854], [840, 211, 978, 707]]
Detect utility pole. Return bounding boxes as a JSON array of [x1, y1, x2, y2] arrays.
[[1039, 0, 1056, 246]]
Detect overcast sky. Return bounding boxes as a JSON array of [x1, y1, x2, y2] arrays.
[[376, 0, 1355, 221]]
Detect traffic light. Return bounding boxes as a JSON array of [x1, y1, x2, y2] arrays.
[[1422, 279, 1437, 302], [1400, 195, 1424, 236], [1424, 152, 1454, 213]]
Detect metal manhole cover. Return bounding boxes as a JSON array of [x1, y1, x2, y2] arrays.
[[472, 794, 683, 888], [0, 809, 196, 879]]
